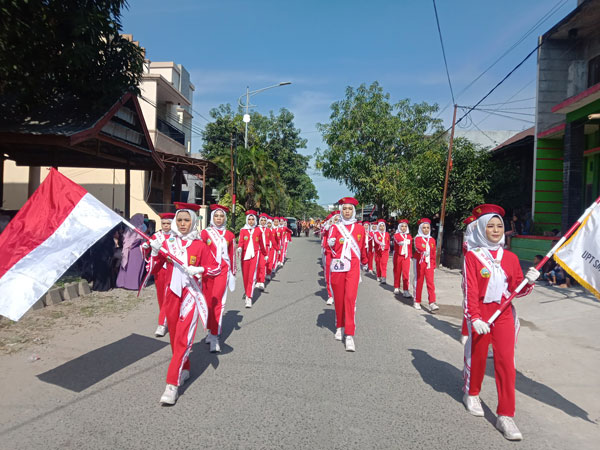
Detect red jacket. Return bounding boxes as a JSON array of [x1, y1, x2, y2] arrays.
[[393, 233, 413, 259], [327, 223, 368, 266], [464, 248, 532, 323], [373, 231, 390, 253], [150, 238, 219, 281], [200, 228, 236, 276], [238, 227, 267, 257], [414, 236, 436, 266]]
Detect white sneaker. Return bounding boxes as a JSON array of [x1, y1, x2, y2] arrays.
[[345, 335, 356, 352], [326, 297, 334, 305], [256, 283, 264, 290], [160, 384, 178, 405], [155, 325, 167, 337], [403, 290, 411, 298], [488, 347, 494, 359], [460, 335, 468, 345], [210, 337, 221, 353], [377, 277, 381, 282], [393, 288, 400, 294], [496, 416, 523, 441], [414, 302, 422, 310], [463, 393, 484, 417], [334, 327, 343, 341], [245, 297, 252, 308], [179, 370, 190, 386], [430, 303, 440, 312]]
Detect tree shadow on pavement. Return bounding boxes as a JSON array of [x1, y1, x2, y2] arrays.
[[423, 314, 461, 342], [37, 333, 169, 392], [316, 308, 336, 333]]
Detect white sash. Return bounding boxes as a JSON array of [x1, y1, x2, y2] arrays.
[[419, 237, 432, 269], [206, 227, 230, 267], [395, 233, 409, 257], [335, 223, 361, 261], [471, 247, 509, 304], [374, 231, 386, 251], [244, 228, 256, 260]]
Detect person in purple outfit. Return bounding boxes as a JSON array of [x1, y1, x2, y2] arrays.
[[116, 213, 147, 290]]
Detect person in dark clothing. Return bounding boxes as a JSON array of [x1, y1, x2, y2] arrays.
[[91, 225, 122, 291]]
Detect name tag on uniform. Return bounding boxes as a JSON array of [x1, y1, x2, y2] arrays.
[[331, 258, 350, 273]]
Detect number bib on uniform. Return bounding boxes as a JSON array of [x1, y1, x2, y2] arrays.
[[331, 257, 350, 273]]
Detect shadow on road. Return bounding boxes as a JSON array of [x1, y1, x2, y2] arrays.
[[316, 308, 336, 333], [37, 333, 169, 392], [424, 314, 461, 342], [409, 348, 595, 424]]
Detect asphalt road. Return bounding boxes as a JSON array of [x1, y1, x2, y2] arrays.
[[0, 237, 596, 449]]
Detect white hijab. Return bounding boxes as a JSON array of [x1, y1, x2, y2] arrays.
[[242, 214, 257, 230], [209, 208, 227, 231], [417, 223, 432, 268], [466, 214, 508, 304], [171, 209, 199, 241], [339, 205, 356, 226], [242, 214, 257, 260]]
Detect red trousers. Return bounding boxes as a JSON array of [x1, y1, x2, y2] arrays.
[[367, 249, 374, 271], [267, 247, 276, 275], [202, 271, 228, 336], [324, 253, 333, 298], [241, 255, 259, 298], [163, 289, 199, 386], [154, 269, 167, 326], [393, 254, 410, 289], [415, 261, 436, 303], [375, 250, 389, 278], [330, 264, 360, 335], [463, 303, 516, 417], [257, 253, 266, 283]]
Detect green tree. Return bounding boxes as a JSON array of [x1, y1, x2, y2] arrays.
[[0, 0, 144, 114], [316, 82, 442, 215]]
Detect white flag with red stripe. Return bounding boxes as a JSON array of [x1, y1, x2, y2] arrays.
[[0, 169, 123, 321]]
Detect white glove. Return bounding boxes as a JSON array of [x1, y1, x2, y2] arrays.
[[424, 250, 430, 258], [472, 319, 490, 335], [141, 242, 150, 250], [265, 256, 269, 262], [237, 247, 242, 256], [186, 266, 204, 277], [150, 239, 162, 256], [328, 238, 336, 247], [525, 267, 540, 284]]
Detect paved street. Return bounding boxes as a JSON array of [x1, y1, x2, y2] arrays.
[[0, 237, 598, 450]]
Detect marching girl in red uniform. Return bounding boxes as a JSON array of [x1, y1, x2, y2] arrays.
[[413, 218, 438, 311], [393, 219, 412, 297], [256, 213, 270, 290], [148, 204, 218, 405], [373, 219, 390, 284], [460, 215, 477, 345], [362, 221, 371, 272], [327, 197, 368, 352], [367, 222, 377, 274], [200, 204, 236, 353], [142, 212, 175, 337], [462, 204, 539, 441], [266, 216, 279, 279], [272, 217, 283, 269], [238, 210, 266, 308]]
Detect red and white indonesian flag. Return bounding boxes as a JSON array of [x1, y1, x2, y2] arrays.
[[554, 202, 600, 299], [0, 169, 123, 321]]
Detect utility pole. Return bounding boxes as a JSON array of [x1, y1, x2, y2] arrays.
[[436, 104, 458, 268], [230, 133, 237, 230]]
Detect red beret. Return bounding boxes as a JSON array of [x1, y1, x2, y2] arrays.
[[210, 204, 230, 213], [246, 210, 257, 216], [462, 215, 477, 225], [158, 213, 175, 220], [259, 213, 269, 218], [399, 219, 409, 224], [377, 219, 386, 224], [338, 196, 359, 206], [174, 202, 201, 212], [418, 218, 431, 225], [472, 204, 505, 218]]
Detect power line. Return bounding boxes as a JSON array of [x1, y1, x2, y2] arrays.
[[432, 0, 455, 104], [478, 97, 535, 107], [435, 0, 569, 118]]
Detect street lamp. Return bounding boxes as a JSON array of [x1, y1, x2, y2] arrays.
[[231, 81, 291, 228]]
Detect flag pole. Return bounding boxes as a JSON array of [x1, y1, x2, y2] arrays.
[[487, 194, 600, 325]]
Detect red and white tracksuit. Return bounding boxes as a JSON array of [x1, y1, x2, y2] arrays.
[[201, 228, 236, 337], [367, 230, 375, 272], [414, 236, 436, 304], [149, 237, 217, 386], [146, 231, 170, 327], [322, 226, 333, 299], [373, 231, 390, 278], [461, 241, 469, 337], [256, 226, 270, 284], [463, 248, 533, 417], [266, 226, 279, 275], [393, 232, 412, 290], [327, 223, 368, 336], [238, 227, 267, 298]]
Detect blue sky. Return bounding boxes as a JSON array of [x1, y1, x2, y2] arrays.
[[122, 0, 577, 205]]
